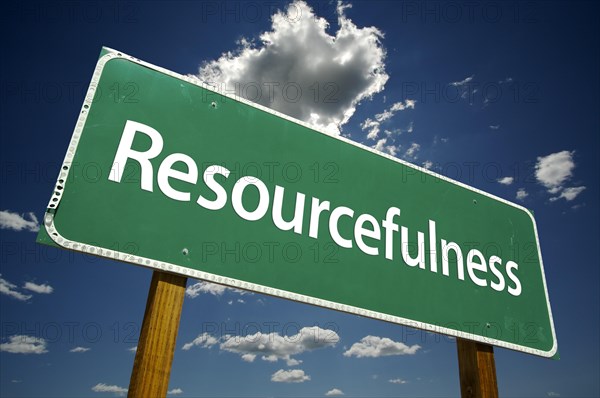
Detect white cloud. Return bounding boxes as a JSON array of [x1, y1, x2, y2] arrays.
[[271, 369, 310, 383], [516, 188, 528, 201], [181, 332, 219, 351], [375, 100, 415, 122], [168, 388, 183, 395], [0, 335, 48, 354], [372, 137, 387, 151], [185, 281, 227, 298], [286, 357, 303, 366], [70, 347, 90, 353], [547, 392, 560, 397], [198, 0, 388, 135], [498, 77, 513, 84], [489, 125, 500, 130], [91, 383, 127, 396], [362, 100, 415, 140], [450, 75, 474, 87], [183, 326, 338, 365], [404, 142, 420, 159], [343, 336, 420, 358], [371, 137, 399, 157], [0, 210, 39, 232], [497, 176, 514, 185], [241, 353, 256, 362], [550, 186, 586, 202], [0, 275, 32, 301], [325, 388, 345, 396], [361, 118, 380, 140], [185, 281, 251, 298], [220, 326, 338, 364], [128, 346, 137, 353], [535, 150, 575, 193], [422, 160, 433, 170], [23, 282, 54, 294], [389, 378, 408, 384]]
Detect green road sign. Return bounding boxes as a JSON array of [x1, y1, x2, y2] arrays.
[[38, 47, 557, 357]]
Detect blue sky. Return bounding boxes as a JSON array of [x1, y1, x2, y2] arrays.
[[1, 1, 599, 397]]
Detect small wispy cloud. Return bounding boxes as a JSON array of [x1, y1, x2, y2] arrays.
[[549, 186, 586, 202], [516, 188, 528, 201], [91, 383, 127, 396], [389, 378, 408, 384], [168, 388, 183, 395], [0, 335, 48, 354], [404, 142, 421, 160], [325, 388, 345, 396], [23, 282, 54, 294], [362, 99, 415, 140], [497, 176, 514, 185], [450, 75, 474, 87], [372, 137, 399, 157], [489, 125, 500, 130], [181, 332, 219, 351], [70, 347, 90, 353], [185, 281, 251, 299], [0, 210, 39, 232], [0, 275, 32, 301]]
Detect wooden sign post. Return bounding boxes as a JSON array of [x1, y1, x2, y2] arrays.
[[128, 271, 187, 398], [457, 338, 499, 398]]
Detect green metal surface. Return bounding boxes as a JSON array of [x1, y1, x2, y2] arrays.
[[37, 49, 556, 357]]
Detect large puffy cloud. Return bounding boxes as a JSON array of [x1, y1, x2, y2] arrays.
[[198, 1, 388, 134], [343, 335, 420, 358], [182, 326, 339, 365]]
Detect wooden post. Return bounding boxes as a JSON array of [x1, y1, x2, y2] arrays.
[[128, 271, 187, 398], [456, 338, 499, 398]]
